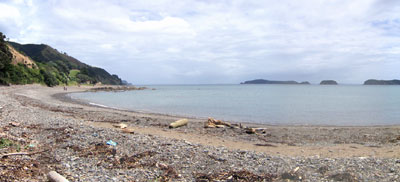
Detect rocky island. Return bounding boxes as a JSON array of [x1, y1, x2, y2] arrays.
[[241, 79, 310, 84], [364, 79, 400, 85], [320, 80, 338, 85]]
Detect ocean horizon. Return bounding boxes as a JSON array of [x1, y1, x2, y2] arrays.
[[70, 84, 400, 126]]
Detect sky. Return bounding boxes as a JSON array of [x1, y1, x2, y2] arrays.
[[0, 0, 400, 84]]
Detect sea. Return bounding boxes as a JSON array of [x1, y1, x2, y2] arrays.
[[69, 84, 400, 126]]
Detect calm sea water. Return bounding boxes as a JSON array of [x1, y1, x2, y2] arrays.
[[70, 84, 400, 126]]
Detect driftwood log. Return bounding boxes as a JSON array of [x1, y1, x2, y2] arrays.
[[169, 119, 189, 128], [205, 118, 233, 128], [48, 171, 69, 182]]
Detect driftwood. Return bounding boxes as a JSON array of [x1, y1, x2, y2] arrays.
[[254, 143, 277, 147], [205, 118, 233, 128], [113, 123, 127, 129], [0, 149, 49, 158], [169, 119, 188, 128], [0, 152, 30, 158], [48, 171, 69, 182], [9, 122, 20, 127], [122, 128, 135, 134], [244, 128, 256, 134]]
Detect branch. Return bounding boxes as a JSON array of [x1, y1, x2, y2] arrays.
[[0, 149, 49, 158]]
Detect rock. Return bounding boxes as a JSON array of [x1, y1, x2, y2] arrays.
[[320, 80, 338, 85]]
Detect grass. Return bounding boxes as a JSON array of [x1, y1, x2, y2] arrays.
[[67, 69, 80, 86], [0, 138, 13, 149], [68, 69, 80, 78]]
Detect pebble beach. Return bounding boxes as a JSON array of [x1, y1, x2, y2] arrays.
[[0, 84, 399, 181]]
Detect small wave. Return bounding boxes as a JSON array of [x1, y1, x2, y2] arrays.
[[89, 102, 113, 108]]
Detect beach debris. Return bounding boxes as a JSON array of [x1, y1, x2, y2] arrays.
[[1, 149, 49, 158], [47, 171, 70, 182], [113, 123, 127, 129], [245, 128, 256, 134], [195, 170, 276, 181], [318, 166, 329, 174], [243, 127, 268, 134], [89, 86, 148, 92], [254, 143, 277, 147], [9, 122, 20, 127], [122, 128, 135, 134], [78, 143, 116, 158], [328, 172, 357, 182], [204, 118, 233, 128], [281, 167, 302, 181], [281, 172, 302, 181], [106, 140, 117, 146], [169, 119, 189, 128]]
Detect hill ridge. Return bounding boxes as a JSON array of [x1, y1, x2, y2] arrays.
[[0, 32, 123, 86]]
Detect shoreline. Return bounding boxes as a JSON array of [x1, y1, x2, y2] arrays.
[[61, 90, 400, 128], [1, 84, 399, 181]]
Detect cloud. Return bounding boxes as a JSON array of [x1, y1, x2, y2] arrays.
[[0, 0, 400, 84]]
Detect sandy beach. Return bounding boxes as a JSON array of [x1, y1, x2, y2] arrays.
[[1, 84, 399, 181]]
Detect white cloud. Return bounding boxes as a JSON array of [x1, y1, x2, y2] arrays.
[[0, 0, 400, 84], [0, 4, 20, 18]]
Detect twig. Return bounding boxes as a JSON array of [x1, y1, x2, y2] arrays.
[[1, 149, 49, 158], [254, 143, 277, 147]]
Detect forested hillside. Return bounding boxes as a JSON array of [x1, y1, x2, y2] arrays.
[[0, 32, 123, 86]]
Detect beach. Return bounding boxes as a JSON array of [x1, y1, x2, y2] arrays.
[[0, 84, 399, 181]]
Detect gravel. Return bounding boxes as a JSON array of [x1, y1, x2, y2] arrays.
[[0, 85, 399, 181]]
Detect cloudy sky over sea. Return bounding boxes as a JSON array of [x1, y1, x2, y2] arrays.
[[1, 0, 399, 84]]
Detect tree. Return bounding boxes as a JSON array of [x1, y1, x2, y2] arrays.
[[40, 69, 58, 87], [0, 32, 12, 70]]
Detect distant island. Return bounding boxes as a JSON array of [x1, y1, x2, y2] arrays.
[[320, 80, 338, 85], [364, 79, 400, 85], [241, 79, 310, 84], [0, 32, 124, 87]]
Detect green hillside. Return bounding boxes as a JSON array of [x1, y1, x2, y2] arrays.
[[0, 32, 123, 86]]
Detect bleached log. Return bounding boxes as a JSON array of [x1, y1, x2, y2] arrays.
[[47, 171, 69, 182], [169, 119, 188, 128]]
